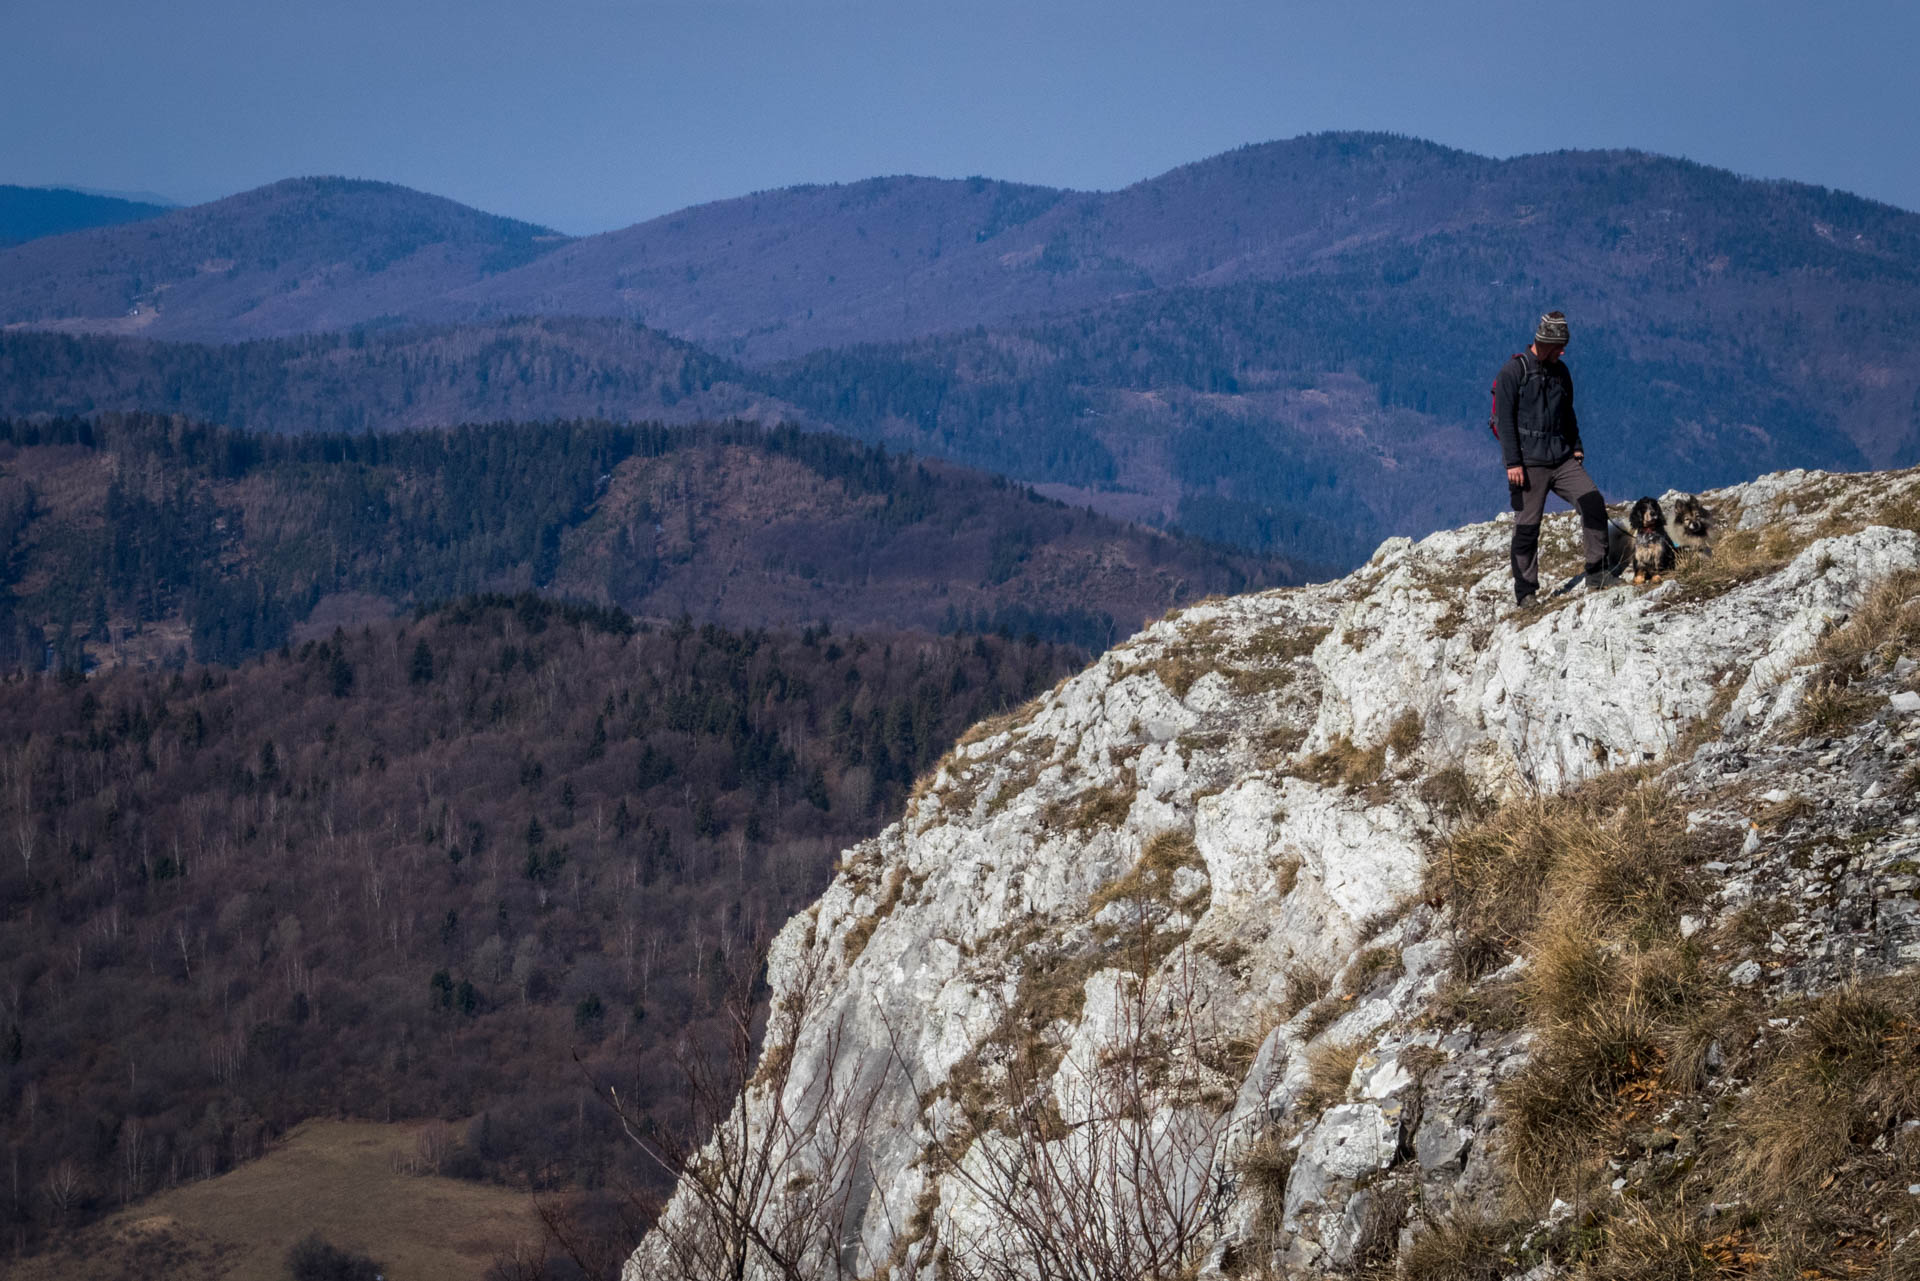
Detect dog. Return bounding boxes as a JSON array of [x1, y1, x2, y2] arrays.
[[1628, 496, 1676, 584], [1670, 494, 1714, 558]]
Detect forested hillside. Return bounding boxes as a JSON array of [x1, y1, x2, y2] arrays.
[[0, 595, 1085, 1256], [0, 414, 1290, 674], [0, 321, 775, 435]]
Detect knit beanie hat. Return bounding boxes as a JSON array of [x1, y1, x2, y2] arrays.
[[1535, 310, 1570, 346]]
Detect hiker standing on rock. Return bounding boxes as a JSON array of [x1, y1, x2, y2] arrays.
[[1494, 310, 1614, 605]]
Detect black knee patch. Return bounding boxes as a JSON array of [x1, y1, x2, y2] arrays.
[[1512, 522, 1541, 552], [1576, 492, 1608, 529]]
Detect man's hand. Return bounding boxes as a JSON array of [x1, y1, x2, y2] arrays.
[[1507, 465, 1525, 487], [1573, 451, 1584, 464]]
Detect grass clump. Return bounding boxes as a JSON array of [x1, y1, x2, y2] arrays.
[[1432, 779, 1920, 1274], [840, 864, 909, 967], [1663, 521, 1798, 605], [1088, 829, 1208, 919], [1815, 566, 1920, 672], [1296, 1040, 1361, 1115], [1272, 855, 1300, 899], [1045, 777, 1136, 835], [1428, 771, 1689, 980], [1786, 565, 1920, 741], [980, 751, 1046, 819], [1793, 678, 1877, 738], [1296, 998, 1344, 1043], [1278, 962, 1332, 1018], [1731, 980, 1920, 1207], [1428, 775, 1720, 1200], [1385, 709, 1423, 757], [1300, 735, 1388, 790], [1346, 944, 1404, 994], [1228, 1125, 1298, 1275], [1235, 623, 1331, 665], [1419, 765, 1494, 828], [1583, 1204, 1718, 1281], [1399, 1210, 1523, 1281], [1236, 1123, 1295, 1210]]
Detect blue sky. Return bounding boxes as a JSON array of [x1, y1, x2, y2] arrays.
[[4, 0, 1916, 234]]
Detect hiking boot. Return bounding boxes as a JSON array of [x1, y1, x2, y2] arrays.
[[1585, 570, 1625, 591], [1510, 592, 1542, 615]]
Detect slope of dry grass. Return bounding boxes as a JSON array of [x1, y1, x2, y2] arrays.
[[15, 1120, 542, 1281]]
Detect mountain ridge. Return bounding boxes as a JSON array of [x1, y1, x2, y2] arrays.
[[0, 175, 568, 341], [7, 134, 1919, 570]]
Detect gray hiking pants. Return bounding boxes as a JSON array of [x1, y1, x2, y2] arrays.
[[1510, 457, 1608, 602]]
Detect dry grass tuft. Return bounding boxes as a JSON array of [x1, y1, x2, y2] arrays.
[[1087, 829, 1208, 919], [1279, 962, 1332, 1018], [841, 864, 909, 966], [1586, 1203, 1718, 1281], [1346, 944, 1404, 994], [1793, 677, 1877, 738], [1731, 980, 1920, 1205], [1399, 1210, 1521, 1281], [1419, 766, 1493, 827], [1300, 735, 1388, 790], [1786, 562, 1920, 735], [1296, 1040, 1361, 1114], [1235, 623, 1331, 665], [1815, 566, 1920, 673], [1428, 773, 1689, 980], [1663, 522, 1797, 605], [1429, 775, 1721, 1203], [1297, 999, 1344, 1044], [1500, 995, 1671, 1198], [1273, 855, 1300, 899], [1235, 1125, 1296, 1212], [1875, 488, 1920, 534], [1045, 778, 1136, 834], [1385, 708, 1424, 758], [1422, 975, 1523, 1034]]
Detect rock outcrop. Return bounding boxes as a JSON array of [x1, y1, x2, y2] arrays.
[[626, 467, 1920, 1280]]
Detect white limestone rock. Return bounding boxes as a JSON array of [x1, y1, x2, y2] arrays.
[[625, 465, 1920, 1281]]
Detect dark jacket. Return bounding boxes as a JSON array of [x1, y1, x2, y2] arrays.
[[1494, 352, 1582, 468]]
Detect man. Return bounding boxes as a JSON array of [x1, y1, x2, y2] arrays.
[[1494, 310, 1613, 605]]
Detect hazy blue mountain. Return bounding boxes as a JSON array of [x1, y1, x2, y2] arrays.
[[0, 185, 171, 248], [0, 176, 568, 340]]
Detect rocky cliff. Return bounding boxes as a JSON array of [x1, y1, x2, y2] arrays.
[[626, 465, 1920, 1280]]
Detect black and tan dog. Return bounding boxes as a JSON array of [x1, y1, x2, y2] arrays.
[[1670, 494, 1714, 558], [1628, 497, 1677, 584]]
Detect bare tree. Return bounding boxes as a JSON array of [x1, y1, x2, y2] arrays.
[[605, 932, 887, 1281], [42, 1158, 83, 1217], [882, 935, 1232, 1281]]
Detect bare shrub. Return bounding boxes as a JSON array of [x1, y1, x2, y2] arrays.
[[885, 945, 1232, 1281], [611, 940, 886, 1281]]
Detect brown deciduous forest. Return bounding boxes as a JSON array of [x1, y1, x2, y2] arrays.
[[0, 593, 1084, 1258]]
